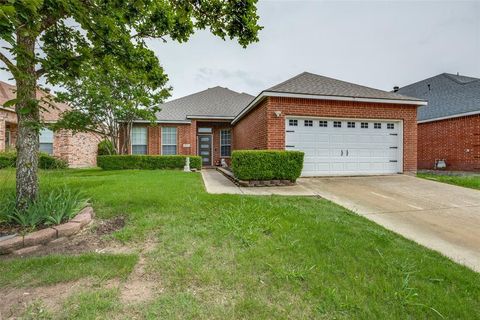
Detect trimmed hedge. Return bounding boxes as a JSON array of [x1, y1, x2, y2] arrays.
[[231, 150, 304, 181], [97, 155, 202, 170], [0, 151, 68, 169]]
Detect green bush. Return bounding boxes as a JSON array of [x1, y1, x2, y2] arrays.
[[231, 150, 304, 181], [0, 188, 89, 229], [0, 151, 67, 169], [98, 140, 116, 155], [39, 153, 68, 169], [0, 151, 15, 169], [97, 155, 202, 170]]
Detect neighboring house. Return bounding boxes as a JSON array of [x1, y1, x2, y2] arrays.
[[127, 72, 426, 176], [396, 73, 480, 171], [0, 81, 99, 167]]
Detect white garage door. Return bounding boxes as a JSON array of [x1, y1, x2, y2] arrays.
[[285, 117, 402, 176]]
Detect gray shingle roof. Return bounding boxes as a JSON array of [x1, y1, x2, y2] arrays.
[[155, 86, 254, 121], [396, 73, 480, 121], [266, 72, 423, 102]]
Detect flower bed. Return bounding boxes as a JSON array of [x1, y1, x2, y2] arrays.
[[0, 206, 94, 255]]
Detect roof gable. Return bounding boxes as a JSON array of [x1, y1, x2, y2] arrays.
[[155, 86, 254, 122], [396, 73, 480, 121], [0, 81, 70, 122]]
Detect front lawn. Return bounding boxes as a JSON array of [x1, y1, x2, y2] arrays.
[[0, 169, 479, 319], [418, 172, 480, 190]]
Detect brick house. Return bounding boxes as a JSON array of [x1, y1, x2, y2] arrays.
[[396, 73, 480, 171], [0, 81, 99, 167], [127, 72, 426, 176]]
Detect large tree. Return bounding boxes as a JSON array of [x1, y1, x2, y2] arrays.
[[0, 0, 261, 209], [54, 54, 168, 154]]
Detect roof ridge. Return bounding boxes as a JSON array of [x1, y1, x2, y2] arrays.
[[163, 87, 215, 105], [442, 73, 480, 85], [398, 73, 447, 91], [267, 71, 310, 91]]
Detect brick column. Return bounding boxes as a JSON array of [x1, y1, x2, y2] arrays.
[[191, 120, 197, 156]]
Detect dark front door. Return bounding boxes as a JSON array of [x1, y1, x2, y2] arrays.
[[198, 135, 213, 166]]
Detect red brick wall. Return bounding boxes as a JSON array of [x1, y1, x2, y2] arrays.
[[140, 122, 232, 165], [418, 115, 480, 171], [232, 99, 269, 150], [145, 124, 195, 156], [233, 97, 418, 173]]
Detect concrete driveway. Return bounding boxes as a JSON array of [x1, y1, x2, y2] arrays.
[[298, 175, 480, 272]]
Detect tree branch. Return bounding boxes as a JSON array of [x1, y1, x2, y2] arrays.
[[0, 51, 18, 74]]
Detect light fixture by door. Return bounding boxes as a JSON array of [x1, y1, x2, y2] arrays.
[[274, 111, 282, 117]]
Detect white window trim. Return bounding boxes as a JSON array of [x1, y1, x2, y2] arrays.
[[130, 126, 148, 155], [161, 126, 178, 155], [219, 129, 232, 158]]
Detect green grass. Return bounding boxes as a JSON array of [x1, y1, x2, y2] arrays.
[[1, 168, 479, 319], [0, 253, 138, 287], [418, 173, 480, 190]]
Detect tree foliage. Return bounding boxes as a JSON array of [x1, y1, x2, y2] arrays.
[[0, 0, 262, 206], [54, 54, 169, 154]]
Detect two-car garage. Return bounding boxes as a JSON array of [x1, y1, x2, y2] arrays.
[[231, 72, 427, 176], [285, 117, 403, 176]]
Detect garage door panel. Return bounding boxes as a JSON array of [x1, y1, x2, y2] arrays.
[[285, 117, 402, 176]]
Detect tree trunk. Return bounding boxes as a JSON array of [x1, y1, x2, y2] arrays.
[[15, 31, 39, 209]]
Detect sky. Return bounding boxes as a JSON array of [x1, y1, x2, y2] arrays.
[[1, 0, 479, 101]]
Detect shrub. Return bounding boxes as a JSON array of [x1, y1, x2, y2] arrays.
[[0, 151, 15, 169], [0, 151, 67, 169], [98, 140, 116, 155], [97, 155, 202, 170], [39, 153, 68, 169], [0, 188, 89, 229], [231, 150, 304, 181]]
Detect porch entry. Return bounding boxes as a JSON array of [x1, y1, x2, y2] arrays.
[[198, 135, 213, 166]]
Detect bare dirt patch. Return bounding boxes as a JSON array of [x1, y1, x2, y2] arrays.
[[0, 279, 91, 318], [96, 216, 126, 236], [120, 239, 161, 304]]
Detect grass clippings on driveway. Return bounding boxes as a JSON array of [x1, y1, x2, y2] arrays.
[[0, 168, 479, 319]]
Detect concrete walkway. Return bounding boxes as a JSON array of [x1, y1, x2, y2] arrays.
[[201, 169, 315, 196], [201, 169, 480, 272]]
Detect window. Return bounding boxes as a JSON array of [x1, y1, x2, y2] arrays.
[[162, 127, 177, 155], [347, 121, 356, 128], [374, 123, 382, 129], [319, 120, 328, 127], [387, 123, 395, 130], [361, 122, 369, 129], [131, 127, 147, 154], [198, 127, 212, 133], [39, 128, 54, 155], [220, 129, 232, 157], [289, 119, 298, 126], [333, 121, 342, 128], [304, 120, 313, 127], [5, 130, 11, 147]]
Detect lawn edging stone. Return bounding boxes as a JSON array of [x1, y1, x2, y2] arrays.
[[0, 206, 94, 255], [216, 167, 296, 187]]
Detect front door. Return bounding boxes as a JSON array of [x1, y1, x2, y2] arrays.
[[198, 135, 213, 166]]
